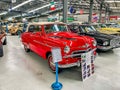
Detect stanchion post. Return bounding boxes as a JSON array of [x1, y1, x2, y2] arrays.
[[6, 23, 8, 33], [51, 62, 62, 90], [51, 47, 63, 90]]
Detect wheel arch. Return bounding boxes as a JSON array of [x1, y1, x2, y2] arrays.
[[46, 51, 51, 60]]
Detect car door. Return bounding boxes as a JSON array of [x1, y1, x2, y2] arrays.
[[22, 25, 34, 46], [29, 25, 45, 57]]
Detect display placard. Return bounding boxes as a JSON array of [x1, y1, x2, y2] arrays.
[[81, 50, 95, 81], [51, 47, 62, 63]]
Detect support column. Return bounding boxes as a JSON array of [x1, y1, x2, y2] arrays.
[[108, 8, 111, 22], [88, 0, 93, 24], [99, 1, 104, 23], [105, 7, 108, 23], [63, 0, 68, 23]]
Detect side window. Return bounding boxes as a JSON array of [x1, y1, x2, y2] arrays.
[[28, 25, 41, 32], [28, 25, 35, 32], [44, 25, 53, 33], [34, 25, 41, 32], [80, 26, 86, 33]]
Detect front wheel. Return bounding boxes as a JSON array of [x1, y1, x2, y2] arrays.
[[47, 54, 62, 73], [0, 45, 4, 57], [24, 45, 30, 52]]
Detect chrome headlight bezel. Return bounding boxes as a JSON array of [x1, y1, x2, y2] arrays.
[[93, 40, 97, 46], [64, 45, 70, 54], [103, 41, 109, 46]]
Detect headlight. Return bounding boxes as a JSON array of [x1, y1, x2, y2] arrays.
[[93, 40, 97, 46], [103, 41, 109, 46], [64, 46, 70, 53]]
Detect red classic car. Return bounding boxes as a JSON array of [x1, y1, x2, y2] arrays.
[[21, 22, 97, 72], [0, 29, 7, 57]]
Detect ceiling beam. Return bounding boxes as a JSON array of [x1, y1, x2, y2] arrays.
[[0, 0, 11, 3], [11, 0, 34, 10]]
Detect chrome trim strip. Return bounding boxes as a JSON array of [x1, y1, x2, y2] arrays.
[[63, 48, 96, 58]]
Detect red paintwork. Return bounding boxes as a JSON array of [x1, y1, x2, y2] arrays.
[[21, 22, 96, 67], [0, 33, 5, 39], [0, 33, 6, 45]]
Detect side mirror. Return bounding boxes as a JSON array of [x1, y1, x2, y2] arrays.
[[28, 29, 34, 32]]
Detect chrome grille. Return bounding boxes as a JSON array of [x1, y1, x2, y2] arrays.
[[72, 48, 92, 58], [110, 38, 120, 47]]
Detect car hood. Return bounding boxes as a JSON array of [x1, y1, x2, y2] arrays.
[[101, 28, 120, 31], [99, 29, 120, 35], [86, 31, 115, 41], [47, 32, 94, 49]]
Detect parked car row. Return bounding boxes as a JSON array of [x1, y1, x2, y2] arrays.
[[1, 21, 120, 73], [1, 22, 27, 35], [8, 23, 23, 35], [92, 23, 120, 36]]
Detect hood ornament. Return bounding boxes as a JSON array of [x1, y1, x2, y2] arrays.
[[80, 43, 89, 48], [85, 43, 89, 48]]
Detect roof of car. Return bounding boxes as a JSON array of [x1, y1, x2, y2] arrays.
[[28, 22, 65, 25]]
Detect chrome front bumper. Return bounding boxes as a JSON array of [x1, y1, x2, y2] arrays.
[[58, 48, 96, 68], [58, 60, 81, 68], [97, 45, 120, 51], [97, 46, 112, 51]]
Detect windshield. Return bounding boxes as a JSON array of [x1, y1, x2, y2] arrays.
[[44, 24, 68, 33], [100, 24, 107, 28], [109, 24, 120, 28], [81, 25, 97, 32]]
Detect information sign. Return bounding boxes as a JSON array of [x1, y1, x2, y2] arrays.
[[51, 47, 62, 63], [81, 51, 95, 81]]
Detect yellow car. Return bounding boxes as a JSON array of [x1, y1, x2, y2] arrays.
[[100, 23, 120, 32], [2, 23, 14, 32], [9, 23, 23, 35], [92, 24, 120, 36]]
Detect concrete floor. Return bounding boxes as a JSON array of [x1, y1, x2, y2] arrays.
[[0, 36, 120, 90]]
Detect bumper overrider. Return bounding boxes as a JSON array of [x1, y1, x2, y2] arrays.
[[58, 48, 96, 68], [97, 38, 120, 51], [97, 46, 112, 51]]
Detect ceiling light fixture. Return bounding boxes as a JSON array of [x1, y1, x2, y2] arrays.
[[105, 1, 120, 3], [28, 4, 51, 13], [12, 0, 34, 10], [110, 7, 120, 9], [0, 12, 7, 16], [0, 0, 34, 16]]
